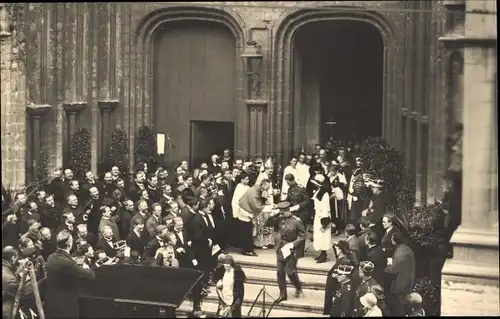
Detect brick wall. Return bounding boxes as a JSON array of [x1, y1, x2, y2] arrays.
[[1, 4, 27, 190]]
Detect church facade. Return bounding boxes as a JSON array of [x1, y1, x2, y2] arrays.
[[0, 1, 497, 314]]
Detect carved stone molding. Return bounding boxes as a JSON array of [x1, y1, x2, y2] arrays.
[[439, 36, 497, 48], [63, 101, 87, 115], [98, 99, 119, 113], [244, 99, 268, 109], [26, 104, 52, 118]]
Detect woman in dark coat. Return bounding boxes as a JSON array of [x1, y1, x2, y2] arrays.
[[323, 240, 360, 315], [214, 254, 246, 318]]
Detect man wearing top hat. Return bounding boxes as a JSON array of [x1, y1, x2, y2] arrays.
[[329, 264, 355, 317], [353, 261, 379, 317], [265, 201, 306, 303]]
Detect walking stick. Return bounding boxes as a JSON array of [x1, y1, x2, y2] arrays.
[[11, 267, 29, 319]]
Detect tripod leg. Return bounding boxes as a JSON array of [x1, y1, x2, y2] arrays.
[[29, 265, 45, 319], [11, 271, 29, 319], [247, 288, 264, 317]]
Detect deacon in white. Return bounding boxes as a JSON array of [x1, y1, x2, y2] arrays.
[[295, 153, 310, 188], [280, 156, 299, 201], [328, 161, 347, 227], [311, 174, 332, 263]]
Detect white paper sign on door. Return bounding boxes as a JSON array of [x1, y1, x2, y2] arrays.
[[157, 134, 165, 154]]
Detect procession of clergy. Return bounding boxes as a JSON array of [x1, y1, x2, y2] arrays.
[[2, 145, 424, 318]]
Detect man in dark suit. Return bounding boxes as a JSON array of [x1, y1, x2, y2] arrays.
[[75, 223, 98, 248], [126, 218, 148, 256], [171, 216, 198, 269], [345, 223, 360, 261], [118, 200, 134, 240], [380, 213, 401, 258], [126, 171, 146, 203], [385, 232, 416, 317], [86, 186, 103, 238], [80, 170, 99, 203], [129, 200, 149, 234], [364, 231, 387, 289], [190, 199, 216, 292], [64, 194, 85, 225], [285, 173, 311, 237], [41, 194, 62, 231], [96, 225, 117, 258], [57, 211, 77, 239], [357, 217, 373, 261], [45, 230, 95, 318], [142, 225, 169, 262], [49, 168, 65, 204]]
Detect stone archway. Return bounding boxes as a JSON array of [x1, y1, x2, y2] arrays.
[[130, 7, 247, 168], [271, 8, 396, 166]]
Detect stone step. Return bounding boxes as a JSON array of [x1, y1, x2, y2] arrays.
[[199, 282, 326, 314], [245, 267, 326, 290], [177, 300, 327, 318], [229, 247, 336, 276]]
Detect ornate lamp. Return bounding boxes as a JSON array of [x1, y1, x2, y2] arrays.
[[241, 40, 263, 99]]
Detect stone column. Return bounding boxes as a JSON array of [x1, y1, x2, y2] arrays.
[[246, 100, 268, 161], [98, 99, 119, 171], [63, 102, 87, 165], [26, 104, 52, 180], [439, 1, 499, 316]]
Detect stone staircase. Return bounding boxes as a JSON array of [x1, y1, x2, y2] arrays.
[[177, 234, 344, 317]]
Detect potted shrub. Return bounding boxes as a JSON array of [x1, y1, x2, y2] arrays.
[[69, 128, 92, 181], [109, 129, 130, 174], [134, 125, 157, 172]]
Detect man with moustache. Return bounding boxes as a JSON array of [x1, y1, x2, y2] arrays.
[[96, 225, 118, 258], [130, 200, 150, 234], [62, 168, 75, 193], [100, 172, 116, 200]]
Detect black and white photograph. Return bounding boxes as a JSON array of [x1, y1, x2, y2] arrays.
[[1, 1, 498, 318]]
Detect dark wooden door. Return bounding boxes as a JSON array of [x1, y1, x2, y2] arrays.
[[190, 121, 234, 168], [154, 21, 237, 166]]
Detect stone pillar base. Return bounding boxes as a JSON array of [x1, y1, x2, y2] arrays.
[[441, 279, 500, 316]]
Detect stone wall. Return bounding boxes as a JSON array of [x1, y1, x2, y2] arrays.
[[440, 0, 498, 315], [1, 1, 448, 204]]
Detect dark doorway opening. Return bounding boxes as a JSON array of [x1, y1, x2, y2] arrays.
[[295, 20, 384, 145], [190, 121, 234, 168]]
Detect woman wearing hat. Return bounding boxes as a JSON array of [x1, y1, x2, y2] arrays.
[[359, 293, 383, 317], [371, 284, 391, 316], [215, 254, 246, 318], [310, 174, 332, 263], [323, 240, 360, 315]]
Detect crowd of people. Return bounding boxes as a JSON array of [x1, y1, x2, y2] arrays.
[[2, 143, 424, 318]]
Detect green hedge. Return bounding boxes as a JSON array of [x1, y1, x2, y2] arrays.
[[70, 128, 92, 181], [109, 129, 129, 173], [35, 147, 49, 188], [359, 136, 415, 219], [134, 125, 157, 171]]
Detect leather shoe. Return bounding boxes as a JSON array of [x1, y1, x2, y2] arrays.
[[295, 290, 304, 298], [275, 296, 287, 303], [316, 256, 327, 263]]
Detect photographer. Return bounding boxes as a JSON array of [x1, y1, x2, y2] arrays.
[[45, 230, 95, 319], [2, 246, 34, 319]]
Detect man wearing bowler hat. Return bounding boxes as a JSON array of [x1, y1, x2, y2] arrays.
[[266, 201, 306, 303]]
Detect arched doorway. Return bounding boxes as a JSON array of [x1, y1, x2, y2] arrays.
[[293, 20, 385, 147], [153, 20, 237, 167]]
